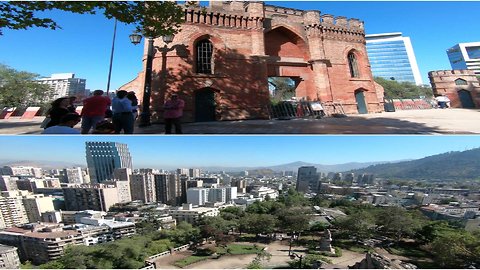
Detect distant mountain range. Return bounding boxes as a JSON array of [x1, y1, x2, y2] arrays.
[[349, 148, 480, 180], [2, 147, 478, 179], [0, 159, 389, 173], [0, 159, 84, 170], [195, 161, 395, 173]]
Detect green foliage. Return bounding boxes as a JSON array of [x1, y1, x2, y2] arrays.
[[375, 207, 427, 241], [269, 77, 296, 104], [375, 76, 433, 99], [20, 261, 35, 269], [239, 213, 277, 236], [35, 223, 199, 269], [276, 207, 311, 234], [278, 188, 310, 207], [427, 229, 480, 268], [246, 250, 271, 269], [332, 210, 376, 241], [0, 2, 186, 37], [174, 255, 210, 268], [246, 200, 285, 215], [226, 244, 263, 255], [0, 64, 53, 108]]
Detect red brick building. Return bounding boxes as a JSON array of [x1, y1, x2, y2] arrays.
[[429, 70, 480, 108], [121, 1, 384, 122]]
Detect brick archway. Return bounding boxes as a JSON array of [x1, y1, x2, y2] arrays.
[[265, 26, 314, 100]]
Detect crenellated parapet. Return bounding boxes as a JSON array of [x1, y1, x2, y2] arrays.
[[264, 4, 304, 17], [182, 1, 264, 29], [304, 14, 365, 43], [428, 70, 476, 77]]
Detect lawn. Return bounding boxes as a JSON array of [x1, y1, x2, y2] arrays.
[[387, 243, 429, 258], [226, 244, 263, 255], [333, 239, 373, 253], [173, 244, 262, 267], [173, 255, 210, 268]]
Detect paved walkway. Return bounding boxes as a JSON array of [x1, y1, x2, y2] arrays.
[[1, 108, 479, 134]]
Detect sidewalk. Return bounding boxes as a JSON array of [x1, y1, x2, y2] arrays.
[[1, 109, 479, 135]]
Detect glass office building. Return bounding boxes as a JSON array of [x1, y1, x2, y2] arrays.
[[86, 142, 133, 183], [366, 32, 423, 85], [447, 42, 480, 75]]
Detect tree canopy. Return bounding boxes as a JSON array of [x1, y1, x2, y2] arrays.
[[0, 64, 53, 108], [374, 77, 433, 99], [1, 1, 188, 37]]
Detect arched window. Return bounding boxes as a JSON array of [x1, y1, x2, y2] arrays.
[[455, 79, 468, 85], [348, 52, 360, 78], [196, 40, 213, 74]]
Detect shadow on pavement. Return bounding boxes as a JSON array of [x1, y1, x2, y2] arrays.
[[136, 116, 454, 134]]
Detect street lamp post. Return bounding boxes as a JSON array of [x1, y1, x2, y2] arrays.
[[129, 33, 174, 127]]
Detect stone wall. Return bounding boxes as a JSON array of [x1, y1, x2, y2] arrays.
[[429, 69, 480, 108]]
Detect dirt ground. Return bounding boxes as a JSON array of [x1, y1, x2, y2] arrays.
[[151, 240, 366, 269]]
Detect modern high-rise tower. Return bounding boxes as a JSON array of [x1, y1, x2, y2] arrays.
[[447, 42, 480, 75], [85, 142, 133, 183], [296, 166, 319, 193], [365, 32, 423, 85]]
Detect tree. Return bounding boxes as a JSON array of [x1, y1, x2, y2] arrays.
[[428, 230, 480, 268], [1, 2, 188, 37], [375, 77, 433, 99], [332, 210, 375, 241], [375, 207, 426, 242], [276, 207, 311, 234], [240, 213, 277, 237], [0, 64, 53, 108], [269, 77, 296, 103]]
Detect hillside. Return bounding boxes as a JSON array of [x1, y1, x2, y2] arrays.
[[349, 148, 480, 180]]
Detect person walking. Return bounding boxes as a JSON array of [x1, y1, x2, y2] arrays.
[[45, 97, 71, 128], [80, 90, 111, 134], [42, 113, 81, 134], [112, 90, 134, 134], [163, 93, 185, 134], [127, 91, 139, 120]]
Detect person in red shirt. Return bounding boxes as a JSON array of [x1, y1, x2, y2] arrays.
[[81, 90, 111, 134], [163, 93, 185, 134]]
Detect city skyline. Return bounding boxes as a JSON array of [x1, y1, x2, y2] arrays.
[[0, 1, 478, 91], [1, 136, 479, 169]]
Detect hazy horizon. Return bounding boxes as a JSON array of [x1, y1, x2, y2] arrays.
[[1, 136, 479, 169]]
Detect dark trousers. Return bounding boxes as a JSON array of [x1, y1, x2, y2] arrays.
[[165, 117, 182, 134], [113, 113, 134, 134]]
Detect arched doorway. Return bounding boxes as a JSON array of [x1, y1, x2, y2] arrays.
[[458, 90, 475, 108], [355, 90, 368, 114], [264, 26, 313, 100], [195, 88, 216, 122]]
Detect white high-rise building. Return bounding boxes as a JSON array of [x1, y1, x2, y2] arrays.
[[22, 194, 55, 223], [0, 192, 29, 229], [130, 173, 156, 203], [366, 33, 423, 85], [187, 188, 209, 206], [38, 73, 87, 100], [225, 186, 238, 202], [447, 42, 480, 75], [208, 188, 226, 203]]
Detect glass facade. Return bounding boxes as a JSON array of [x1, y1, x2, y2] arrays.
[[85, 142, 133, 183], [366, 39, 417, 83], [447, 42, 480, 75]]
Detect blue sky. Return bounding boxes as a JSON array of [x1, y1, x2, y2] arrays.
[[0, 136, 479, 169], [0, 1, 478, 91]]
